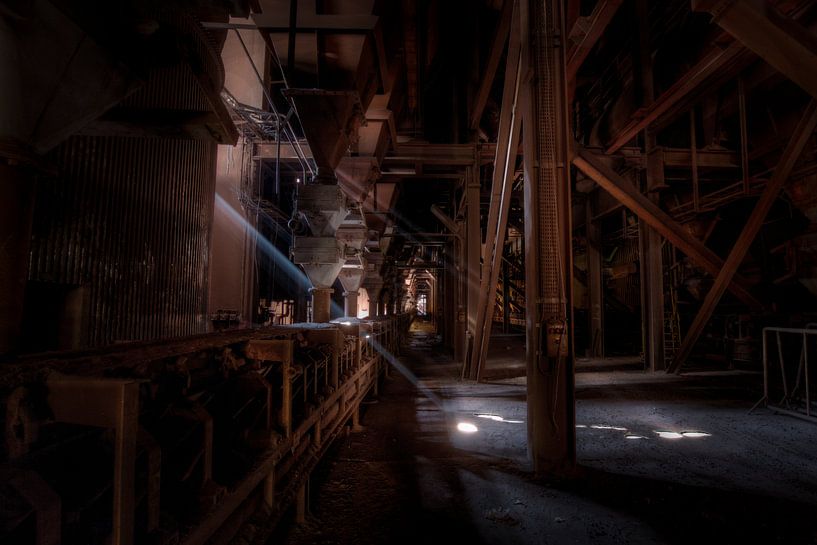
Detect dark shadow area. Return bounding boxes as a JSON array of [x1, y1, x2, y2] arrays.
[[277, 330, 817, 545], [557, 465, 817, 545]]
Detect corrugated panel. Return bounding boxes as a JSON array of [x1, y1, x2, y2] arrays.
[[120, 64, 210, 112], [29, 135, 216, 346]]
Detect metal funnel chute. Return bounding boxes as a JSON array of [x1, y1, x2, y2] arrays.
[[283, 89, 364, 181], [296, 184, 350, 237], [338, 255, 367, 318]]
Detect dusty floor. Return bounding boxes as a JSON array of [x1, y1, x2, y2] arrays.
[[276, 326, 817, 545]]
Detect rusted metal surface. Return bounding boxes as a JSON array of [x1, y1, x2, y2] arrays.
[[0, 316, 411, 545], [472, 5, 522, 381], [668, 100, 817, 373], [521, 0, 575, 475], [573, 148, 763, 310], [694, 0, 817, 99], [28, 135, 217, 348], [565, 0, 624, 83]]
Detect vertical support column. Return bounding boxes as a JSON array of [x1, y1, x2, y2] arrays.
[[311, 287, 333, 323], [502, 258, 511, 334], [343, 289, 359, 318], [263, 470, 275, 508], [635, 0, 664, 371], [465, 166, 481, 378], [443, 239, 456, 352], [521, 0, 575, 475], [114, 383, 138, 545], [295, 482, 307, 524], [639, 217, 665, 371], [585, 196, 604, 357], [0, 163, 36, 355], [455, 219, 467, 364], [281, 360, 292, 437]]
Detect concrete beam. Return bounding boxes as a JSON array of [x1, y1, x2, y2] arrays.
[[521, 0, 575, 475]]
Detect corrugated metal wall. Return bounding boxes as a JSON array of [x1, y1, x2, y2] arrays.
[[29, 136, 217, 346]]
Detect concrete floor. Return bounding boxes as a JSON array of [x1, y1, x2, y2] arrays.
[[277, 326, 817, 545]]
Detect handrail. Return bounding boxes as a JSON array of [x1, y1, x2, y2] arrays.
[[753, 325, 817, 422]]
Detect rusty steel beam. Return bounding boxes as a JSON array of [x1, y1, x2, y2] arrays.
[[566, 0, 624, 83], [469, 0, 515, 130], [472, 3, 522, 381], [606, 40, 747, 154], [693, 0, 817, 99], [660, 147, 739, 168], [668, 99, 817, 374], [573, 147, 763, 310]]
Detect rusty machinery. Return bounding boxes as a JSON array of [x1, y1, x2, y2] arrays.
[[0, 315, 410, 545]]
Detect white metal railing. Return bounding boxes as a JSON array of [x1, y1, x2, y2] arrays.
[[753, 325, 817, 421]]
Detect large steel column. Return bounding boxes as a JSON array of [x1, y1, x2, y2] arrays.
[[639, 136, 665, 371], [585, 196, 604, 357], [455, 219, 467, 364], [636, 2, 664, 371], [0, 163, 36, 355], [465, 167, 481, 377], [445, 239, 458, 353], [639, 214, 665, 371], [521, 0, 575, 475]]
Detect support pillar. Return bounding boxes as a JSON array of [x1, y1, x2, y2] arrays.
[[521, 0, 575, 475], [465, 167, 481, 378], [639, 219, 665, 371], [310, 287, 333, 323], [444, 239, 457, 353], [586, 196, 604, 357], [295, 482, 307, 524], [636, 0, 664, 371], [455, 221, 467, 364], [343, 290, 359, 318], [263, 470, 275, 508], [502, 258, 511, 334]]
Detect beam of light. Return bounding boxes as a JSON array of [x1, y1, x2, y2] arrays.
[[590, 424, 628, 431], [216, 194, 344, 317], [475, 413, 524, 424], [575, 424, 587, 428], [654, 431, 684, 440], [625, 435, 647, 440], [366, 335, 444, 411], [457, 422, 478, 433], [216, 194, 311, 291], [681, 431, 711, 438]]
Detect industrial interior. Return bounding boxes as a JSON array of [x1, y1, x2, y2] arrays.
[[3, 0, 817, 543]]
